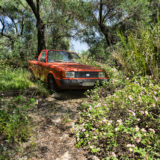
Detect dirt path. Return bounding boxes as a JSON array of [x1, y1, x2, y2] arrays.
[[15, 91, 88, 160]]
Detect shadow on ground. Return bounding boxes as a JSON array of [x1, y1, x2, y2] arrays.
[[0, 89, 88, 160], [22, 89, 88, 160], [53, 90, 87, 100]]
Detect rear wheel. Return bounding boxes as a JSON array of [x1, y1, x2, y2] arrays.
[[48, 75, 58, 93]]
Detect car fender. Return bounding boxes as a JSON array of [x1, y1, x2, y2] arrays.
[[47, 71, 61, 87]]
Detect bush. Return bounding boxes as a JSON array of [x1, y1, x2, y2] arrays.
[[113, 23, 160, 80], [76, 77, 160, 159]]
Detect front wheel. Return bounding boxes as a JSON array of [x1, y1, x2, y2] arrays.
[[48, 75, 58, 93]]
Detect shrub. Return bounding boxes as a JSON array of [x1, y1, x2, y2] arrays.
[[113, 23, 160, 81], [76, 77, 160, 159]]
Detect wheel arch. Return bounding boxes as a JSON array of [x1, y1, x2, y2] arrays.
[[47, 71, 62, 88], [47, 72, 60, 92], [47, 72, 56, 82]]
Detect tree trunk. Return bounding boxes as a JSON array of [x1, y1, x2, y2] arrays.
[[26, 0, 46, 57], [98, 0, 113, 47], [99, 24, 112, 46], [37, 19, 45, 56]]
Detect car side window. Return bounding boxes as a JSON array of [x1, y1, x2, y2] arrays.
[[40, 51, 46, 62]]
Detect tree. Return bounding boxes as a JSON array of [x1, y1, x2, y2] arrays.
[[0, 2, 22, 50], [71, 0, 152, 47], [25, 0, 45, 57], [43, 0, 79, 50], [0, 0, 37, 59], [0, 0, 78, 58]]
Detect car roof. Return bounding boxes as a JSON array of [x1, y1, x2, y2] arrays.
[[42, 49, 76, 53]]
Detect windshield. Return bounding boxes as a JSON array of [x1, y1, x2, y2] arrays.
[[47, 51, 80, 62]]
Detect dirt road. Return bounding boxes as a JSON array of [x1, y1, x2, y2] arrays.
[[15, 91, 88, 160]]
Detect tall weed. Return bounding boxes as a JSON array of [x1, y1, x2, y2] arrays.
[[114, 23, 160, 81], [0, 66, 33, 91], [0, 63, 48, 96]]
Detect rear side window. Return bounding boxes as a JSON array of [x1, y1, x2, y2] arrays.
[[40, 51, 46, 62]]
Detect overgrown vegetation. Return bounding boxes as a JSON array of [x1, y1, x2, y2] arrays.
[[0, 60, 49, 96], [0, 96, 35, 142], [115, 23, 160, 80], [0, 61, 48, 159], [76, 24, 160, 159], [0, 66, 33, 92], [1, 0, 160, 159], [76, 75, 160, 159], [0, 96, 36, 159]]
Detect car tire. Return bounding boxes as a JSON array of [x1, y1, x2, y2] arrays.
[[48, 75, 57, 93]]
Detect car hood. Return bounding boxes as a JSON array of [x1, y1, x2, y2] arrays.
[[48, 62, 102, 72]]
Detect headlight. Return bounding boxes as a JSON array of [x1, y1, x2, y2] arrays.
[[65, 72, 75, 78], [98, 72, 106, 78]]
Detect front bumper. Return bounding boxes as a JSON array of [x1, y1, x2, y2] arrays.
[[59, 79, 108, 89]]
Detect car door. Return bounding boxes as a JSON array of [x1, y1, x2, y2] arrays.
[[38, 51, 46, 80]]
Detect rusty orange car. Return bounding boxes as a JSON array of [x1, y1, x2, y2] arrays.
[[28, 49, 108, 92]]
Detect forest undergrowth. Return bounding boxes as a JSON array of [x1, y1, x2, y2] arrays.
[[0, 61, 48, 159], [1, 0, 160, 159], [75, 24, 160, 160]]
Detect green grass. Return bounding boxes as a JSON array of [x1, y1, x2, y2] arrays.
[[0, 61, 48, 159], [115, 23, 160, 80], [0, 95, 36, 142], [0, 66, 33, 91], [0, 95, 36, 159], [0, 62, 49, 96]]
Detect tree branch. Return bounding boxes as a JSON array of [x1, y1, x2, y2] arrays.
[[20, 16, 24, 36], [8, 15, 19, 35], [0, 18, 15, 40], [102, 9, 111, 23], [26, 0, 38, 20], [99, 0, 103, 25], [0, 19, 5, 35]]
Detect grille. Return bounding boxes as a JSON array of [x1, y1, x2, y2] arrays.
[[75, 72, 99, 78]]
